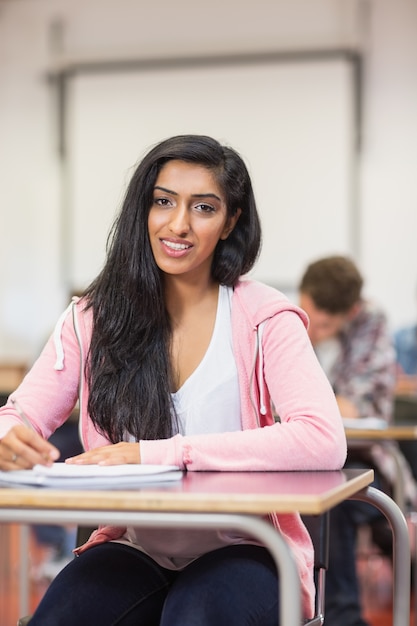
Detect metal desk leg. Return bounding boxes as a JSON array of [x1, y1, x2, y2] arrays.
[[18, 525, 30, 619], [384, 441, 407, 514], [351, 486, 410, 626], [411, 512, 417, 626], [405, 511, 417, 626]]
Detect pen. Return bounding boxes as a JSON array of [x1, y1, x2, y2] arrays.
[[10, 398, 35, 431]]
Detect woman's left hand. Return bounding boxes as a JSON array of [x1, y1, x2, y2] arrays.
[[65, 442, 140, 465]]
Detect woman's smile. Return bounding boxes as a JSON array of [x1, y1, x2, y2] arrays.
[[160, 237, 193, 256]]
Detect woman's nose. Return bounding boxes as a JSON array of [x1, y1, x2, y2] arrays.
[[169, 205, 190, 235]]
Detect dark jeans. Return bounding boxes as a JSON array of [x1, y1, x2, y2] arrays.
[[325, 460, 387, 626], [30, 543, 280, 626]]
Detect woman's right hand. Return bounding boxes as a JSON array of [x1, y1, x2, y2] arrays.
[[0, 425, 59, 471]]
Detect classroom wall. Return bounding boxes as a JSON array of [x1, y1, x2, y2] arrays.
[[0, 0, 416, 363]]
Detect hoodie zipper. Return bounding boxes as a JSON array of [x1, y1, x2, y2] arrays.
[[249, 320, 268, 426]]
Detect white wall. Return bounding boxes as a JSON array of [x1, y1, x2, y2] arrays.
[[360, 0, 417, 329], [0, 0, 416, 363]]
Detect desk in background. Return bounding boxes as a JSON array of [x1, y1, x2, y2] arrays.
[[345, 424, 417, 514], [0, 469, 410, 626], [0, 362, 27, 405], [345, 425, 417, 441]]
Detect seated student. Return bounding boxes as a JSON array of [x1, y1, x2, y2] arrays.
[[0, 135, 346, 626], [299, 255, 404, 626]]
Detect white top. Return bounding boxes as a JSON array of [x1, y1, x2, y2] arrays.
[[173, 283, 241, 436], [122, 285, 249, 569]]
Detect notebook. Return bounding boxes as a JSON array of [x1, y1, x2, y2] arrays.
[[0, 463, 182, 489]]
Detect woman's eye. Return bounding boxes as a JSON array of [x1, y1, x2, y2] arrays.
[[154, 197, 170, 207], [196, 203, 215, 213]]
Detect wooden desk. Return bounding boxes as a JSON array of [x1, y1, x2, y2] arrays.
[[345, 425, 417, 441], [0, 469, 409, 626]]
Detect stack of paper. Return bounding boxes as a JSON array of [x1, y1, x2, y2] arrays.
[[0, 463, 182, 489]]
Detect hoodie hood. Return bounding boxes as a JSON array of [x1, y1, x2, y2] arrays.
[[234, 279, 308, 330]]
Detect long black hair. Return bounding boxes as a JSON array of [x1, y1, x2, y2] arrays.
[[84, 135, 262, 443]]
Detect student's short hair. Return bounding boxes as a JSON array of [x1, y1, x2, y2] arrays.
[[299, 255, 363, 313]]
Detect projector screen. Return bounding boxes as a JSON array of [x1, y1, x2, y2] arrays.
[[65, 55, 357, 295]]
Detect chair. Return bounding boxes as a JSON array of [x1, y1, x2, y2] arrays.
[[18, 519, 329, 626], [302, 512, 330, 626]]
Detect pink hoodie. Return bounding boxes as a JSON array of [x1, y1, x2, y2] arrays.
[[0, 279, 346, 618]]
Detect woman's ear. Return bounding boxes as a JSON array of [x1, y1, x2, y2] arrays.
[[220, 208, 242, 240]]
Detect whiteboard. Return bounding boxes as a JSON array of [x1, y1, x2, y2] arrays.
[[65, 56, 356, 292]]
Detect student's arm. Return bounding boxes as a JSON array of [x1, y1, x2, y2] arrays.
[[334, 309, 396, 420], [0, 307, 82, 469]]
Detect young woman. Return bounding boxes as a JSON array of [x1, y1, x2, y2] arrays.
[[0, 135, 346, 625]]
